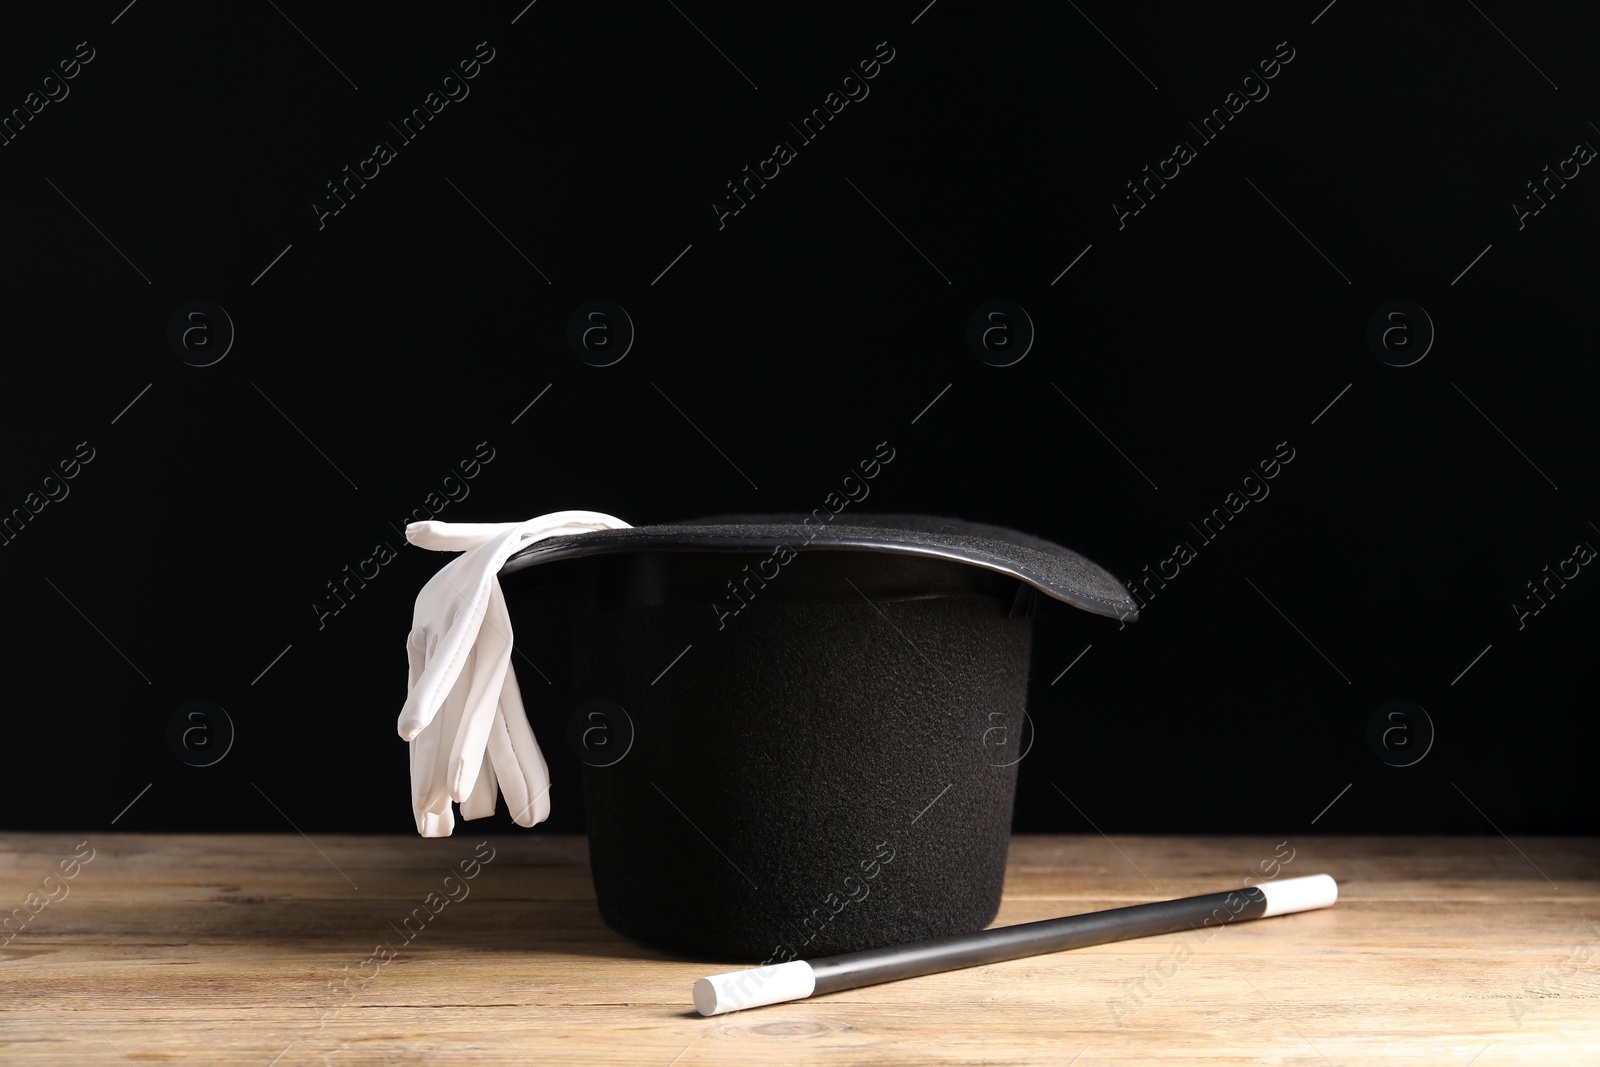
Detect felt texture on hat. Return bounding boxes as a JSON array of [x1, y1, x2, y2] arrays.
[[500, 513, 1137, 623], [549, 549, 1037, 959]]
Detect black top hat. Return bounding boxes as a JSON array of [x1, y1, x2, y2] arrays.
[[491, 512, 1134, 961]]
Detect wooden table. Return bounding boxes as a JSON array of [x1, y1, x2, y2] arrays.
[[2, 833, 1596, 1064]]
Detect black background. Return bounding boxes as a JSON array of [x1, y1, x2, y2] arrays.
[[3, 1, 1596, 839]]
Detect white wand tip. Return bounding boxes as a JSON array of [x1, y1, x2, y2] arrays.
[[693, 960, 815, 1016], [1253, 873, 1339, 917]]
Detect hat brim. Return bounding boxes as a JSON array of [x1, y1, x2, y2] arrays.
[[500, 513, 1137, 622]]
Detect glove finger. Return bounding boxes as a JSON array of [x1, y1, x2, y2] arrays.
[[417, 804, 454, 838], [418, 657, 472, 815], [406, 512, 627, 557], [447, 581, 515, 802], [410, 701, 444, 821], [406, 627, 425, 690], [458, 745, 499, 821], [485, 707, 529, 828], [405, 627, 442, 834], [489, 663, 551, 827], [411, 721, 455, 837], [398, 561, 496, 741], [406, 521, 521, 552], [397, 558, 470, 739], [398, 625, 431, 744]]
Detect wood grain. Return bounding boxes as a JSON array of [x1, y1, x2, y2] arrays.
[[1, 833, 1596, 1064]]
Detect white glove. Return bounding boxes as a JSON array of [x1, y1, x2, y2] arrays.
[[399, 510, 631, 837]]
